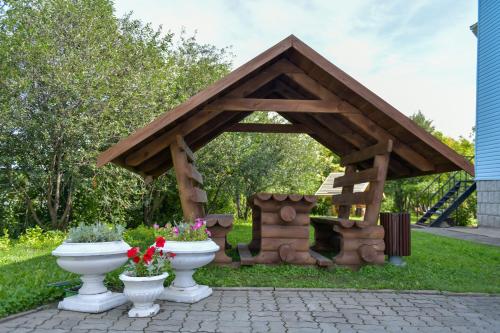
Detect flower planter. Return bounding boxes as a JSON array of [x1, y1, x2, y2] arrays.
[[119, 272, 168, 317], [52, 240, 130, 313], [158, 239, 219, 303]]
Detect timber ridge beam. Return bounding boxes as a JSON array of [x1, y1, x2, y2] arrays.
[[205, 98, 362, 114], [225, 123, 313, 134]]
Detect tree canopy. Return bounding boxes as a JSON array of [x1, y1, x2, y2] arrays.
[[0, 0, 476, 235]]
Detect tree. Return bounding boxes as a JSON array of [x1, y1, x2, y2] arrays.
[[0, 0, 230, 232], [384, 110, 475, 225], [196, 113, 336, 219]]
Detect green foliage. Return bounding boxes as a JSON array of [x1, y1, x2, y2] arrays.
[[0, 241, 75, 318], [0, 229, 10, 250], [67, 223, 125, 243], [18, 226, 65, 249], [311, 197, 333, 216], [124, 225, 156, 250], [0, 0, 231, 231]]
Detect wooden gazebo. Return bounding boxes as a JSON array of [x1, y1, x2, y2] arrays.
[[98, 35, 474, 268]]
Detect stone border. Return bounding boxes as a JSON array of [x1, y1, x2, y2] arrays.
[[214, 287, 497, 296], [0, 304, 51, 324]]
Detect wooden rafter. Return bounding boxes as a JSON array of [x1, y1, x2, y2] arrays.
[[207, 98, 359, 114], [290, 36, 473, 175], [278, 62, 435, 172], [97, 34, 474, 179], [147, 112, 248, 178], [123, 109, 222, 167], [225, 123, 312, 134]]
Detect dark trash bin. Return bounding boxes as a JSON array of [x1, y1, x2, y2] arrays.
[[380, 212, 411, 266]]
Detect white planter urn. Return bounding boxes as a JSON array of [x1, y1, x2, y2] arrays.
[[119, 272, 168, 317], [158, 239, 219, 303], [52, 240, 130, 313]]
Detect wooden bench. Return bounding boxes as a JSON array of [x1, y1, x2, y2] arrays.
[[170, 135, 233, 264], [238, 193, 332, 267], [310, 141, 392, 269]]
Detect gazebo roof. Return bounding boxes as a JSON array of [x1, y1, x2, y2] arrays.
[[97, 35, 474, 180]]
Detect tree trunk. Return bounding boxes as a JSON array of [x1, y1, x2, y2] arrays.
[[235, 193, 243, 219]]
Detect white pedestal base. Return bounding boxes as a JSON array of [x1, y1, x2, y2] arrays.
[[159, 284, 212, 303], [58, 291, 128, 313], [128, 303, 160, 317]]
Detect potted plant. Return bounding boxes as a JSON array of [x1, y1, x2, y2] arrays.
[[119, 236, 175, 317], [52, 222, 130, 313], [155, 218, 219, 303]]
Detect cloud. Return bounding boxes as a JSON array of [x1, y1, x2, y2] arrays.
[[114, 0, 477, 139]]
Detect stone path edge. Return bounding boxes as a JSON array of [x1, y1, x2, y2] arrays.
[[214, 286, 499, 296], [0, 304, 50, 324]]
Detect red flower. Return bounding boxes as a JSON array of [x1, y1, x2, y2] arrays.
[[143, 246, 155, 264], [143, 253, 152, 264], [155, 236, 166, 248], [168, 252, 176, 258], [133, 256, 140, 264], [127, 247, 139, 258], [146, 246, 155, 257]]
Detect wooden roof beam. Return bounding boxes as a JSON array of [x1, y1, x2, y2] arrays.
[[279, 65, 435, 172], [271, 78, 411, 176], [207, 98, 360, 114], [225, 123, 313, 134], [280, 112, 354, 156], [97, 36, 297, 168], [123, 109, 223, 167], [225, 58, 303, 98], [147, 112, 248, 178], [290, 37, 473, 176], [121, 59, 307, 168]]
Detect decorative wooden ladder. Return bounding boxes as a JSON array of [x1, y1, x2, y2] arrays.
[[170, 135, 233, 264], [311, 140, 392, 269]]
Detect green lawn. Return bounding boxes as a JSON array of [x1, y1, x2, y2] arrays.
[[1, 223, 499, 318]]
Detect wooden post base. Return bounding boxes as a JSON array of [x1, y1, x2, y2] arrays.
[[206, 214, 233, 264], [334, 225, 385, 270]]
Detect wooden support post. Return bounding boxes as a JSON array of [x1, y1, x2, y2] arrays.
[[170, 135, 204, 221]]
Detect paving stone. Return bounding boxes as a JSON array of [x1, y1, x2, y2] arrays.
[[287, 328, 322, 333], [217, 325, 251, 333], [1, 290, 499, 333]]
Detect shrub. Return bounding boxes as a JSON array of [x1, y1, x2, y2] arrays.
[[123, 224, 155, 249], [67, 222, 125, 243], [18, 226, 66, 249], [0, 229, 10, 250]]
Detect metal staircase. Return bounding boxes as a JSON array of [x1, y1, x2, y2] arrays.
[[416, 167, 476, 227]]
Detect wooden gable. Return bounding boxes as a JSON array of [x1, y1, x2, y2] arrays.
[[97, 35, 474, 180]]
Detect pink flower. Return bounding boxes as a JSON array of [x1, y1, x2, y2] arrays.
[[205, 229, 212, 237], [173, 226, 179, 235], [193, 219, 205, 230], [153, 223, 159, 230]]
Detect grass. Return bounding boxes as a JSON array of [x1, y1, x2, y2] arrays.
[[1, 222, 499, 318]]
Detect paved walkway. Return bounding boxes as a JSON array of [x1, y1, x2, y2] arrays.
[[414, 226, 500, 247], [1, 289, 499, 333]]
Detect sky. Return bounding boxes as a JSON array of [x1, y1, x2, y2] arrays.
[[114, 0, 477, 139]]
